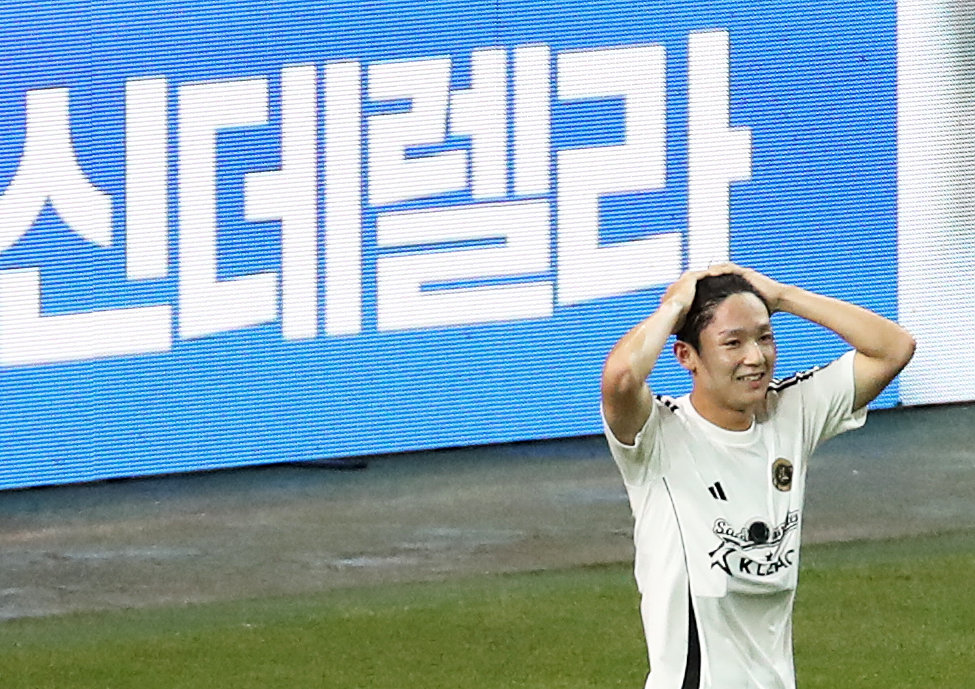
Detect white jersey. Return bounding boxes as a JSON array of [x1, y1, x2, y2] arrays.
[[604, 351, 866, 689]]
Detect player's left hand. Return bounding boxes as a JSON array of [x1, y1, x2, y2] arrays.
[[705, 262, 787, 312]]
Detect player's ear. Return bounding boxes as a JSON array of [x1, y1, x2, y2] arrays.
[[673, 340, 698, 374]]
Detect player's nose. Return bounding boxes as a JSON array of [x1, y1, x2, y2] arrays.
[[742, 340, 766, 366]]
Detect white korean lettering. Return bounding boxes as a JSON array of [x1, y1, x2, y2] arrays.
[[513, 44, 551, 197], [177, 78, 277, 339], [687, 30, 751, 269], [448, 48, 506, 199], [0, 87, 171, 365], [0, 268, 172, 365], [0, 88, 112, 254], [375, 201, 552, 330], [556, 46, 680, 305], [244, 65, 318, 340], [0, 34, 754, 365], [367, 58, 466, 206], [125, 77, 169, 280], [323, 61, 363, 336]]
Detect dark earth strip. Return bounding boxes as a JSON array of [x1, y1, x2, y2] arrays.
[[1, 403, 972, 619]]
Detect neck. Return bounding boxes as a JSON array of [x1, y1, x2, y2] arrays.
[[689, 390, 756, 431]]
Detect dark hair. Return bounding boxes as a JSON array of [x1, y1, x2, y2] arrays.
[[674, 273, 770, 351]]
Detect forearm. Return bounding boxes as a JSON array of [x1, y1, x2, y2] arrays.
[[609, 299, 685, 386], [600, 298, 683, 444], [776, 285, 914, 362], [602, 270, 705, 444]]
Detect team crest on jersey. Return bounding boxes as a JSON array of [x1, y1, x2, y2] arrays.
[[772, 458, 794, 491], [710, 511, 800, 577]]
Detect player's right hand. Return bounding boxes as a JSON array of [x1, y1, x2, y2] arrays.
[[661, 270, 707, 333]]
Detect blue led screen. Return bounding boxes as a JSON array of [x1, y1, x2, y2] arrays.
[[0, 1, 899, 489]]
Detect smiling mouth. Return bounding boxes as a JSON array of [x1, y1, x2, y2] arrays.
[[737, 372, 766, 382]]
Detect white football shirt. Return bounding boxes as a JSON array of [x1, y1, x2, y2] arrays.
[[604, 351, 866, 689]]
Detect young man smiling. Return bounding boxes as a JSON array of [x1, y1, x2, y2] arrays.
[[601, 264, 915, 689]]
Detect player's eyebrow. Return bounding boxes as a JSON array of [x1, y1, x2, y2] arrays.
[[717, 323, 773, 337]]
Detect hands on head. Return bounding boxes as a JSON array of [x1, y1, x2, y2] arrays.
[[661, 263, 786, 333], [703, 263, 784, 311]]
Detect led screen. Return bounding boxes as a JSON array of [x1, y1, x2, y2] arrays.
[[0, 1, 969, 489]]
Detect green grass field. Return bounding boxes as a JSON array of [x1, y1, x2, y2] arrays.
[[1, 531, 972, 688]]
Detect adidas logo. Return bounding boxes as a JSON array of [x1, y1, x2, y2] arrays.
[[708, 482, 728, 501]]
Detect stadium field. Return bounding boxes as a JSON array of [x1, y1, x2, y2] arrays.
[[1, 530, 972, 689]]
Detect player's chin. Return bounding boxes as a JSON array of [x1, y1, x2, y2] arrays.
[[735, 378, 770, 402]]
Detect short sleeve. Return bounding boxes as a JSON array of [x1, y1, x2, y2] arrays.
[[795, 350, 867, 451], [601, 398, 664, 486]]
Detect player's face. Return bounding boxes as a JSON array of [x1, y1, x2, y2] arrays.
[[692, 292, 776, 412]]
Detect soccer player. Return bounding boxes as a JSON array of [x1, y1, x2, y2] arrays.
[[600, 264, 915, 689]]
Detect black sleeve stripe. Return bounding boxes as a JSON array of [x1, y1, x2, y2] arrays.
[[768, 366, 820, 393], [654, 394, 680, 413]]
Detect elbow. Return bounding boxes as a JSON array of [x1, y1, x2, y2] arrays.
[[601, 359, 644, 403], [893, 327, 917, 372], [904, 331, 917, 359]]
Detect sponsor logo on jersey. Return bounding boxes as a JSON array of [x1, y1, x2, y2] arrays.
[[772, 458, 794, 491], [709, 510, 799, 577]]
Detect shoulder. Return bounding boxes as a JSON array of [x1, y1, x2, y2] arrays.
[[764, 352, 865, 445], [603, 392, 682, 448], [764, 359, 838, 421], [770, 352, 856, 398], [602, 392, 686, 486]]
